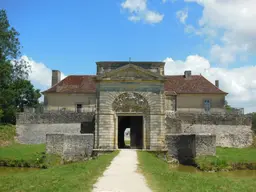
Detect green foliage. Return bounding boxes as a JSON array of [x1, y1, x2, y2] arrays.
[[0, 9, 41, 124], [0, 108, 3, 120], [224, 100, 232, 112], [0, 151, 119, 192], [0, 124, 16, 146], [137, 151, 256, 192], [251, 136, 256, 148], [195, 147, 256, 171], [0, 10, 21, 61], [251, 113, 256, 134]]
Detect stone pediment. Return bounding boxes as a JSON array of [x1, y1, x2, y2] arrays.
[[96, 64, 164, 81]]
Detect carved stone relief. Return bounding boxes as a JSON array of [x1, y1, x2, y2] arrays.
[[112, 92, 149, 113], [103, 68, 155, 80]]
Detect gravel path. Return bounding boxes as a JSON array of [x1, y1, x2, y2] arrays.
[[93, 149, 152, 192]]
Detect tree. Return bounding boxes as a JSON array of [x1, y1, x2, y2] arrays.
[[0, 10, 21, 62], [0, 9, 41, 124], [252, 113, 256, 134], [224, 100, 232, 112]]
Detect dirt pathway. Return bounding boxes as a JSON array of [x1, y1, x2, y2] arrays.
[[93, 149, 152, 192]]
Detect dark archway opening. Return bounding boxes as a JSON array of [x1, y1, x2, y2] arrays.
[[118, 116, 143, 149]]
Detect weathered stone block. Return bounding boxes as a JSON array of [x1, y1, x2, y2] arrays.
[[195, 134, 216, 156], [166, 133, 216, 164], [165, 117, 182, 133], [63, 134, 94, 162], [166, 134, 196, 164], [46, 134, 94, 162], [46, 134, 64, 156]]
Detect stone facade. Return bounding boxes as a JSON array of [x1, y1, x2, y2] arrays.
[[46, 134, 94, 162]]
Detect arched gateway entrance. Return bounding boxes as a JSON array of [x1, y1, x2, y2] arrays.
[[112, 92, 150, 149]]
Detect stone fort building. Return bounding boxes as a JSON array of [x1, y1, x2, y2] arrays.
[[41, 61, 228, 150]]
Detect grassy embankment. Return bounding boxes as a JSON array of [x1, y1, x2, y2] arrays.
[[138, 151, 256, 192], [0, 124, 57, 168], [0, 151, 119, 192], [195, 147, 256, 171], [0, 143, 59, 168]]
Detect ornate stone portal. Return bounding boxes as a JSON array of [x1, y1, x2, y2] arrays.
[[95, 62, 166, 150], [112, 92, 150, 149]]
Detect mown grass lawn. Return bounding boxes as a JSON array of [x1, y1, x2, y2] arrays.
[[137, 151, 256, 192], [0, 124, 50, 168], [0, 143, 46, 160], [0, 151, 119, 192], [0, 143, 50, 168], [195, 147, 256, 171]]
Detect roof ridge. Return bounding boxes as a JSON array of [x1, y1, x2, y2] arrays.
[[199, 75, 228, 94], [42, 73, 228, 95], [41, 75, 68, 93]]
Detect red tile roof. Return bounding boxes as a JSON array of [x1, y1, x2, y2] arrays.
[[42, 75, 96, 94], [165, 75, 227, 94], [42, 75, 227, 94]]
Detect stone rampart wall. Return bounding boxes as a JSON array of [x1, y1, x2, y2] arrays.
[[46, 134, 94, 162], [16, 111, 95, 124], [166, 113, 253, 148], [166, 133, 216, 164], [183, 124, 253, 148], [17, 124, 81, 144], [165, 117, 182, 134], [176, 112, 251, 125], [16, 111, 95, 144]]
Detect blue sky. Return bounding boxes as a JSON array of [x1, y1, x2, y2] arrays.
[[1, 0, 256, 112]]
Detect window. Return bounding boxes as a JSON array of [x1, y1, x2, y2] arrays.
[[204, 99, 211, 112], [76, 104, 82, 113]]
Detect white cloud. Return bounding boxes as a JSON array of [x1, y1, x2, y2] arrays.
[[128, 15, 141, 22], [176, 8, 188, 24], [20, 55, 66, 91], [121, 0, 164, 24], [164, 55, 256, 113], [121, 0, 146, 12], [180, 0, 256, 64], [144, 11, 164, 24]]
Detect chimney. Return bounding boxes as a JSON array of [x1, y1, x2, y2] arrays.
[[184, 70, 191, 78], [215, 80, 219, 88], [52, 70, 61, 86]]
